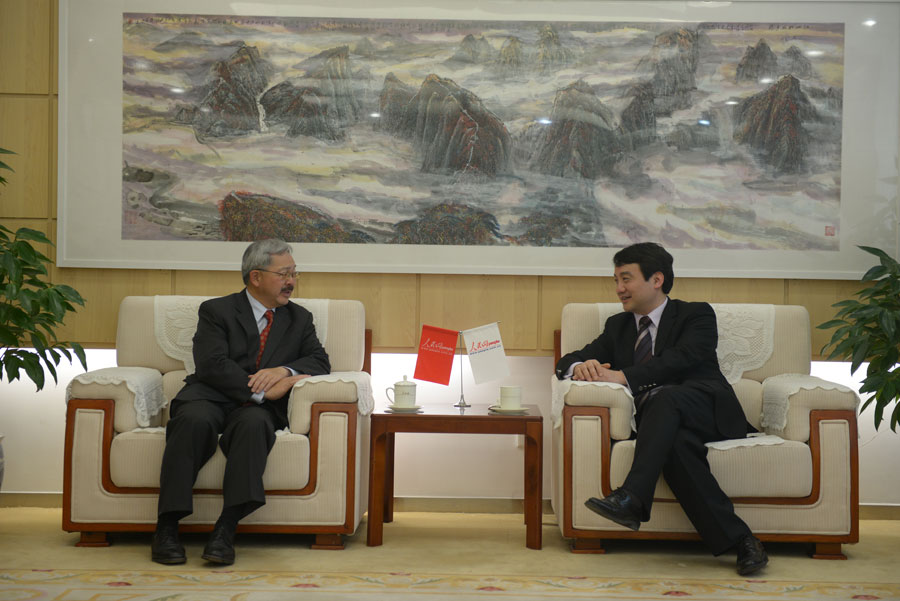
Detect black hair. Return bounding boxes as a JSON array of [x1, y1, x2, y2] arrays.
[[613, 242, 674, 294]]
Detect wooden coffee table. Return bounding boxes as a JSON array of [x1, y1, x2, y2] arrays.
[[366, 403, 543, 549]]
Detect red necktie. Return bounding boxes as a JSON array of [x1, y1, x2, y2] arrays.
[[256, 309, 274, 368]]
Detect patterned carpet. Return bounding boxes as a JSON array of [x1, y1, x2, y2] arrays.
[[1, 568, 898, 600], [2, 510, 899, 600]]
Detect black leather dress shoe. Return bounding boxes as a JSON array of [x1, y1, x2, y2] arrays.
[[584, 488, 642, 531], [151, 522, 186, 565], [735, 534, 768, 576], [202, 521, 236, 565]]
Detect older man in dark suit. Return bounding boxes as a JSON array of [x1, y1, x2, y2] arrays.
[[555, 242, 768, 576], [151, 239, 330, 565]]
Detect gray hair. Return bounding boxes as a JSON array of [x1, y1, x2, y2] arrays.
[[241, 239, 292, 284]]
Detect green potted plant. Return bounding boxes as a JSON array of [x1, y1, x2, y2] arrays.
[[819, 245, 900, 431], [1, 146, 88, 489]]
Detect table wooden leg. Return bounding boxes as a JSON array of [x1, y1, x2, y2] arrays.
[[385, 432, 395, 523], [523, 435, 532, 526], [524, 421, 543, 550], [367, 423, 387, 546]]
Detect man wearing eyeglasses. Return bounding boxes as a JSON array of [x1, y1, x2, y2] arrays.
[[151, 238, 330, 566]]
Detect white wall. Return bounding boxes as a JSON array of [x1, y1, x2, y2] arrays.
[[0, 349, 117, 496], [1, 351, 898, 506]]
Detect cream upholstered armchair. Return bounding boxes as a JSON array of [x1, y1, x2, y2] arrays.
[[64, 296, 372, 550], [551, 303, 860, 559]]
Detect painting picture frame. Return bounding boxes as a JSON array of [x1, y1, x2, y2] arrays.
[[58, 0, 899, 278]]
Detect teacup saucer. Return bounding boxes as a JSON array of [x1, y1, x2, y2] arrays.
[[386, 405, 423, 414], [489, 404, 528, 415]]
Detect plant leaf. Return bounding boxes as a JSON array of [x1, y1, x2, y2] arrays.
[[13, 228, 52, 245], [880, 310, 897, 340], [71, 342, 88, 371], [2, 251, 22, 285], [43, 356, 58, 382], [830, 299, 858, 309], [54, 284, 85, 305], [3, 352, 22, 381], [0, 325, 18, 346], [858, 245, 893, 263], [861, 264, 888, 282], [817, 319, 846, 330], [20, 352, 45, 390]]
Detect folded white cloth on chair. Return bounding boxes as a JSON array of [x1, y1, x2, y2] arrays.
[[761, 373, 856, 432], [66, 367, 166, 427], [293, 371, 375, 416], [706, 433, 785, 450]]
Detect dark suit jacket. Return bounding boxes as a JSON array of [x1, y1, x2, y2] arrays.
[[555, 299, 747, 439], [174, 291, 331, 421]]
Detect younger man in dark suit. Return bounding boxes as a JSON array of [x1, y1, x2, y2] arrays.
[[555, 242, 767, 575], [151, 239, 330, 565]]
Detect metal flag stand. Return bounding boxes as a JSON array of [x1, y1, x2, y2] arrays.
[[453, 330, 469, 408]]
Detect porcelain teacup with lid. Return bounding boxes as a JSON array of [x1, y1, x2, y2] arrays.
[[386, 375, 417, 408]]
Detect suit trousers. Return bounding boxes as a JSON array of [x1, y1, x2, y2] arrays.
[[622, 385, 751, 555], [157, 399, 280, 520]]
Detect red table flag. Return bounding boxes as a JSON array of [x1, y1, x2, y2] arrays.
[[414, 325, 459, 385]]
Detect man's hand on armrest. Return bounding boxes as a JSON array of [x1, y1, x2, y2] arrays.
[[263, 374, 309, 400], [248, 366, 293, 394], [572, 360, 627, 385]]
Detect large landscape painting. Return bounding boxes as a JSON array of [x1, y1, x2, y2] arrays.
[[122, 15, 844, 250]]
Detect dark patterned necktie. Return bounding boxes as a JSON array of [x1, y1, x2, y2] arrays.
[[256, 309, 274, 368], [634, 316, 652, 365], [633, 316, 653, 412]]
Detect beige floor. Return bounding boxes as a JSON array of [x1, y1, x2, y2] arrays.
[[0, 508, 897, 585]]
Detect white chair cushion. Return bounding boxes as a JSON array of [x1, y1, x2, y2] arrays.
[[109, 430, 311, 490], [609, 438, 813, 498]]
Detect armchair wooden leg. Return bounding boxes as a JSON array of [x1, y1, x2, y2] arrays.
[[311, 533, 344, 550], [75, 532, 110, 547], [810, 543, 846, 560], [571, 538, 606, 554]]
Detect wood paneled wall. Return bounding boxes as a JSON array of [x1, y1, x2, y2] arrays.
[[0, 0, 863, 357]]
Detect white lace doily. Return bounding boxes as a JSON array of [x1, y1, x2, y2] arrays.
[[154, 296, 212, 374], [66, 367, 165, 427], [711, 304, 775, 385], [293, 371, 375, 416], [153, 296, 330, 374], [760, 373, 857, 432]]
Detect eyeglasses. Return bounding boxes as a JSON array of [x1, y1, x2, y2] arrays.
[[255, 269, 301, 280]]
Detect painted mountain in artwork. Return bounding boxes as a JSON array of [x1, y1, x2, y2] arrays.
[[734, 74, 818, 174], [121, 16, 845, 251], [379, 73, 511, 177]]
